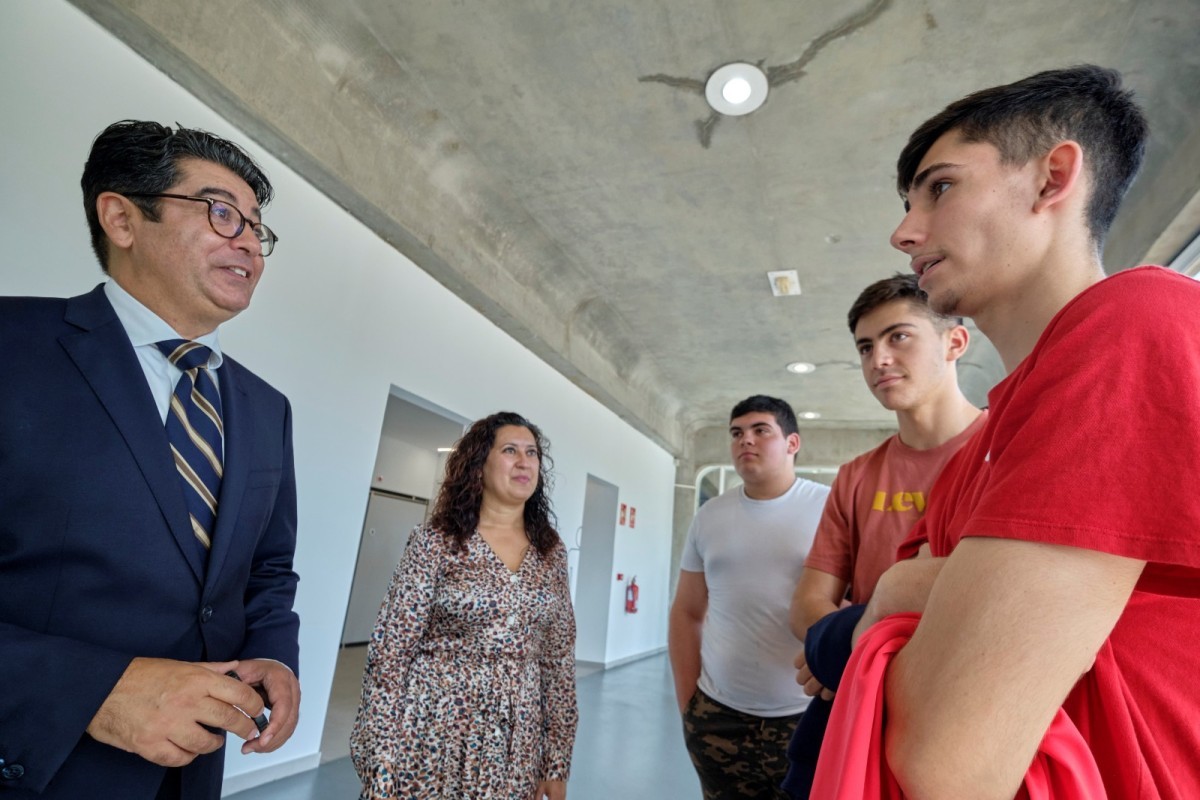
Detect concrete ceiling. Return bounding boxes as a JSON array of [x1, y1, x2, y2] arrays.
[[71, 0, 1200, 457]]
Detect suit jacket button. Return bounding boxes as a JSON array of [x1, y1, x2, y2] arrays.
[[1, 764, 24, 780], [200, 606, 214, 623]]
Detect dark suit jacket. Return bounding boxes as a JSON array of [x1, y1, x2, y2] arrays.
[[0, 285, 300, 799]]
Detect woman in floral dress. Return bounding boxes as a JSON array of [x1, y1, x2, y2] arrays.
[[351, 411, 578, 800]]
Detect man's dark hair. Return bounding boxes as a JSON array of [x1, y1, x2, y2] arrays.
[[730, 395, 799, 437], [896, 65, 1148, 251], [847, 273, 963, 334], [81, 120, 274, 272]]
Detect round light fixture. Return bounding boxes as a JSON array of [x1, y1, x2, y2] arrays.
[[705, 62, 769, 116], [722, 77, 752, 105], [786, 361, 816, 374], [799, 411, 821, 420]]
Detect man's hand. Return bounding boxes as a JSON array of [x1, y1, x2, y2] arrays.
[[794, 649, 835, 701], [86, 658, 265, 767], [535, 779, 566, 799], [228, 658, 301, 754]]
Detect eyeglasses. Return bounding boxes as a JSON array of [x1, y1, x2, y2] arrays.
[[126, 193, 278, 256]]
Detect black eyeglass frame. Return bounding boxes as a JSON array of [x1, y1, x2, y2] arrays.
[[125, 192, 278, 256]]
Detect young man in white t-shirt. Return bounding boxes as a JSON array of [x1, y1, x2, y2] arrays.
[[669, 395, 830, 799]]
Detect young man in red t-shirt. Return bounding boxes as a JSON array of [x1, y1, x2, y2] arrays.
[[849, 65, 1200, 799]]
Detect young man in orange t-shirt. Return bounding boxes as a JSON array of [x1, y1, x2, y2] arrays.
[[781, 274, 983, 798], [791, 274, 984, 660]]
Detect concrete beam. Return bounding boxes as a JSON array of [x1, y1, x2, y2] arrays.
[[69, 0, 687, 454]]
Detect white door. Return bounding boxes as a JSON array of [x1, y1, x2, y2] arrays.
[[341, 491, 429, 644]]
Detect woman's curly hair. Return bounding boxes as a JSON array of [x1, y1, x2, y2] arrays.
[[429, 411, 560, 555]]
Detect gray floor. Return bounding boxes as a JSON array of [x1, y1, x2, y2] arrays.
[[227, 651, 699, 799]]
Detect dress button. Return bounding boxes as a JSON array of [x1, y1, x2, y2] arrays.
[[509, 574, 519, 583], [506, 615, 517, 626], [1, 764, 24, 780], [200, 606, 213, 623]]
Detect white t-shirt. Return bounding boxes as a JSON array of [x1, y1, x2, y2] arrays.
[[680, 477, 830, 716]]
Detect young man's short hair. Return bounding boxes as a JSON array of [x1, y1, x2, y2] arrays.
[[896, 64, 1148, 251], [730, 395, 799, 437], [847, 273, 963, 334], [81, 120, 274, 272]]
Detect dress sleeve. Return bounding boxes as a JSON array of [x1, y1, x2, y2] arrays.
[[350, 524, 445, 788], [539, 543, 579, 782]]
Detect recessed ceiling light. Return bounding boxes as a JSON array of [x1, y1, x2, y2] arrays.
[[437, 447, 455, 452], [722, 77, 752, 105], [705, 62, 769, 116], [799, 411, 821, 420], [786, 361, 816, 374]]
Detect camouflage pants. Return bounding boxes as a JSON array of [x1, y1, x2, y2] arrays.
[[681, 688, 802, 800]]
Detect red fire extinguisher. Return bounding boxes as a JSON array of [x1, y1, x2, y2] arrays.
[[625, 576, 639, 614]]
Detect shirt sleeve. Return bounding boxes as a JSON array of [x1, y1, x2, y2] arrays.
[[804, 463, 854, 581], [679, 511, 705, 573], [962, 269, 1200, 575]]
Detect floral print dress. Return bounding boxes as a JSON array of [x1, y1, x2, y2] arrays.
[[351, 524, 578, 799]]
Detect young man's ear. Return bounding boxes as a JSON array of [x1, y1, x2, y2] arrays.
[[1032, 140, 1085, 214], [95, 192, 138, 250], [787, 432, 802, 456], [944, 324, 970, 361]]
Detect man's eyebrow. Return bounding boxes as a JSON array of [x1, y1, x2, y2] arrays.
[[855, 322, 916, 347], [908, 162, 959, 196], [197, 185, 261, 221]]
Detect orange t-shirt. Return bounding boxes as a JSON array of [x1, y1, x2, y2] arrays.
[[803, 412, 985, 604]]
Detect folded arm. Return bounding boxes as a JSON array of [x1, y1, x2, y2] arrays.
[[884, 536, 1143, 799], [791, 568, 848, 699], [790, 567, 847, 640]]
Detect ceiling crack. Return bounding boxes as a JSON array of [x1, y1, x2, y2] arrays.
[[767, 0, 891, 86], [639, 0, 891, 148]]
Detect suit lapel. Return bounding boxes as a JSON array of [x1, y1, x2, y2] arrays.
[[206, 359, 250, 585], [60, 286, 206, 583]]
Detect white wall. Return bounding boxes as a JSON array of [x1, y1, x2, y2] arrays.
[[1, 2, 676, 792]]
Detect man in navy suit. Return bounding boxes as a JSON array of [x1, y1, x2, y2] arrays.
[[0, 121, 301, 799]]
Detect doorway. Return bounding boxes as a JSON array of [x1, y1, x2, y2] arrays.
[[573, 474, 620, 666], [319, 389, 467, 763]]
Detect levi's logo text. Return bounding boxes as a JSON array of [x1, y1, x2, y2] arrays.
[[871, 491, 926, 513]]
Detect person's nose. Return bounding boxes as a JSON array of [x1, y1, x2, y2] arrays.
[[890, 208, 924, 254], [872, 346, 894, 371], [232, 223, 264, 257]]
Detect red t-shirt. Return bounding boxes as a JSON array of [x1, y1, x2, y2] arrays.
[[902, 266, 1200, 799], [806, 414, 986, 604]]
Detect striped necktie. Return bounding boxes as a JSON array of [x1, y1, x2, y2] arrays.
[[156, 339, 224, 552]]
